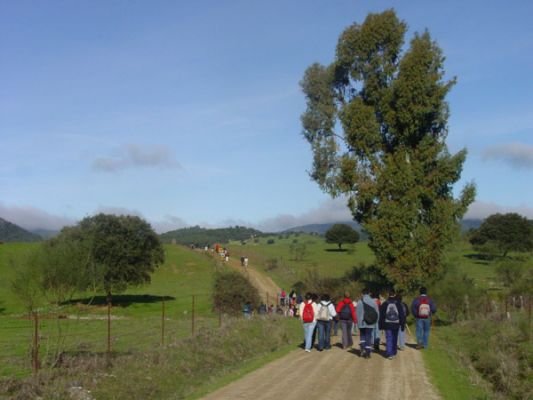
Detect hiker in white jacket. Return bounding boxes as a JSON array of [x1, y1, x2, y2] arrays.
[[316, 294, 337, 351]]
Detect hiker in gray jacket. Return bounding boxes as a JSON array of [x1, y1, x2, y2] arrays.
[[356, 288, 380, 358]]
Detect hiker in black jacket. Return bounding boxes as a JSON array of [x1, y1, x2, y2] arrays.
[[379, 289, 406, 359]]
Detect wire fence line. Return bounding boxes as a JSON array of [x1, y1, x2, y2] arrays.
[[0, 292, 230, 376]]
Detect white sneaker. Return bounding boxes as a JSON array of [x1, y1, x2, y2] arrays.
[[305, 349, 311, 353]]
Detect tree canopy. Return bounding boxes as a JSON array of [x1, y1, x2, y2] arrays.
[[470, 213, 533, 257], [325, 223, 360, 249], [300, 10, 475, 290]]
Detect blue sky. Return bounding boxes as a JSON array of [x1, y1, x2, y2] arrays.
[[1, 0, 532, 232]]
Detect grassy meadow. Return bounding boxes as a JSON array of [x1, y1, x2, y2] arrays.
[[0, 243, 220, 377]]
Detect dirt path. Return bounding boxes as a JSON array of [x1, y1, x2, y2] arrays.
[[201, 334, 441, 400], [222, 254, 281, 303]]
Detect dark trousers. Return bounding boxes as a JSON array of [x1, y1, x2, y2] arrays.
[[331, 318, 339, 336], [317, 320, 332, 350], [340, 320, 353, 348], [385, 329, 399, 357], [359, 328, 374, 354]]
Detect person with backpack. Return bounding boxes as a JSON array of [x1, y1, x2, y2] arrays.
[[411, 287, 437, 349], [371, 291, 382, 351], [299, 292, 318, 352], [336, 292, 357, 350], [316, 294, 337, 351], [397, 293, 409, 351], [379, 289, 406, 359], [356, 288, 379, 358]]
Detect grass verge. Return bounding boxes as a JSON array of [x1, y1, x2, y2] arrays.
[[422, 325, 492, 400], [0, 316, 301, 399]]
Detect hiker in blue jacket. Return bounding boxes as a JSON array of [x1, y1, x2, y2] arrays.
[[356, 288, 379, 358], [411, 287, 437, 349], [379, 289, 406, 359]]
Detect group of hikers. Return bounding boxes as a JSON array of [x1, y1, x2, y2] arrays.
[[297, 287, 437, 359]]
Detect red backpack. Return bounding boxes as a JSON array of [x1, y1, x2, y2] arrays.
[[418, 297, 431, 318], [302, 302, 314, 323]]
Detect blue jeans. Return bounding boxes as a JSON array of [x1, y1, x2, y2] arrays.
[[416, 318, 431, 348], [373, 324, 381, 347], [303, 322, 317, 350], [317, 320, 331, 350], [398, 328, 406, 349], [385, 329, 399, 357], [359, 328, 374, 354]]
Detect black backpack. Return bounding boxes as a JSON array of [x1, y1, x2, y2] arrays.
[[339, 303, 352, 320], [363, 301, 378, 325]]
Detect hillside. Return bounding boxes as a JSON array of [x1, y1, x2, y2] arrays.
[[160, 225, 264, 245], [0, 217, 41, 243]]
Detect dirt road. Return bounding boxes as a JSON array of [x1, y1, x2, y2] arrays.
[[202, 335, 441, 400]]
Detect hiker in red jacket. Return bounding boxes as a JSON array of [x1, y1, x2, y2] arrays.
[[335, 292, 357, 349]]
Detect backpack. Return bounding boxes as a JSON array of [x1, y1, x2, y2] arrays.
[[339, 303, 352, 320], [316, 302, 331, 321], [385, 302, 400, 323], [363, 301, 378, 325], [418, 297, 431, 318], [302, 302, 314, 323]]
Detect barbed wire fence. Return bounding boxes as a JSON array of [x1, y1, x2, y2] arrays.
[[0, 292, 225, 376]]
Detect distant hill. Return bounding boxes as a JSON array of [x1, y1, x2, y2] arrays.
[[284, 219, 484, 236], [31, 228, 59, 239], [160, 225, 264, 245], [0, 217, 41, 242], [283, 221, 363, 236]]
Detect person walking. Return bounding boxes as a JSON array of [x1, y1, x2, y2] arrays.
[[411, 287, 437, 349], [397, 293, 409, 350], [299, 293, 318, 352], [371, 291, 382, 351], [316, 294, 337, 351], [379, 289, 406, 359], [336, 292, 357, 350], [356, 288, 379, 358]]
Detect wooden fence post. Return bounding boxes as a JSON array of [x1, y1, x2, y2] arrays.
[[107, 299, 112, 364], [161, 297, 166, 346], [192, 295, 196, 336], [32, 312, 39, 375]]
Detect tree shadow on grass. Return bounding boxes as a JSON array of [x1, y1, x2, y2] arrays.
[[325, 248, 348, 252], [63, 294, 175, 308], [0, 307, 5, 314], [463, 253, 495, 265]]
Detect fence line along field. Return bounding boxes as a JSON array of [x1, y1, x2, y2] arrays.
[[0, 243, 221, 377]]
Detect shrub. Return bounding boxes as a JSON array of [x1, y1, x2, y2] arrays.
[[212, 270, 260, 315], [267, 239, 275, 245]]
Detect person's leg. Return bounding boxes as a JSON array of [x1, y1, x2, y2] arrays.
[[324, 320, 332, 349], [391, 329, 399, 356], [347, 321, 353, 347], [304, 322, 315, 351], [416, 318, 424, 347], [385, 330, 393, 357], [317, 321, 325, 351], [398, 328, 405, 350], [423, 319, 431, 348], [364, 328, 373, 357], [374, 325, 381, 350], [333, 319, 339, 336], [341, 320, 350, 348]]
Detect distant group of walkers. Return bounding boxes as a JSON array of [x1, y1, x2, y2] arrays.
[[297, 287, 436, 359]]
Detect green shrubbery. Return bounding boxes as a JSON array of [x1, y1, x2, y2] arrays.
[[212, 270, 260, 315]]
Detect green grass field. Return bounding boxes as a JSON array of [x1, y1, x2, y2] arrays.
[[0, 243, 220, 377]]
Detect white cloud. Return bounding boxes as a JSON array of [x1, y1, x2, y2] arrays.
[[482, 142, 533, 169], [465, 200, 533, 219], [92, 144, 181, 172], [0, 204, 75, 231]]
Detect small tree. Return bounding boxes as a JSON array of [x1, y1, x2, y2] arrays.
[[470, 213, 533, 257], [289, 242, 308, 261], [325, 223, 359, 250], [61, 213, 165, 302]]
